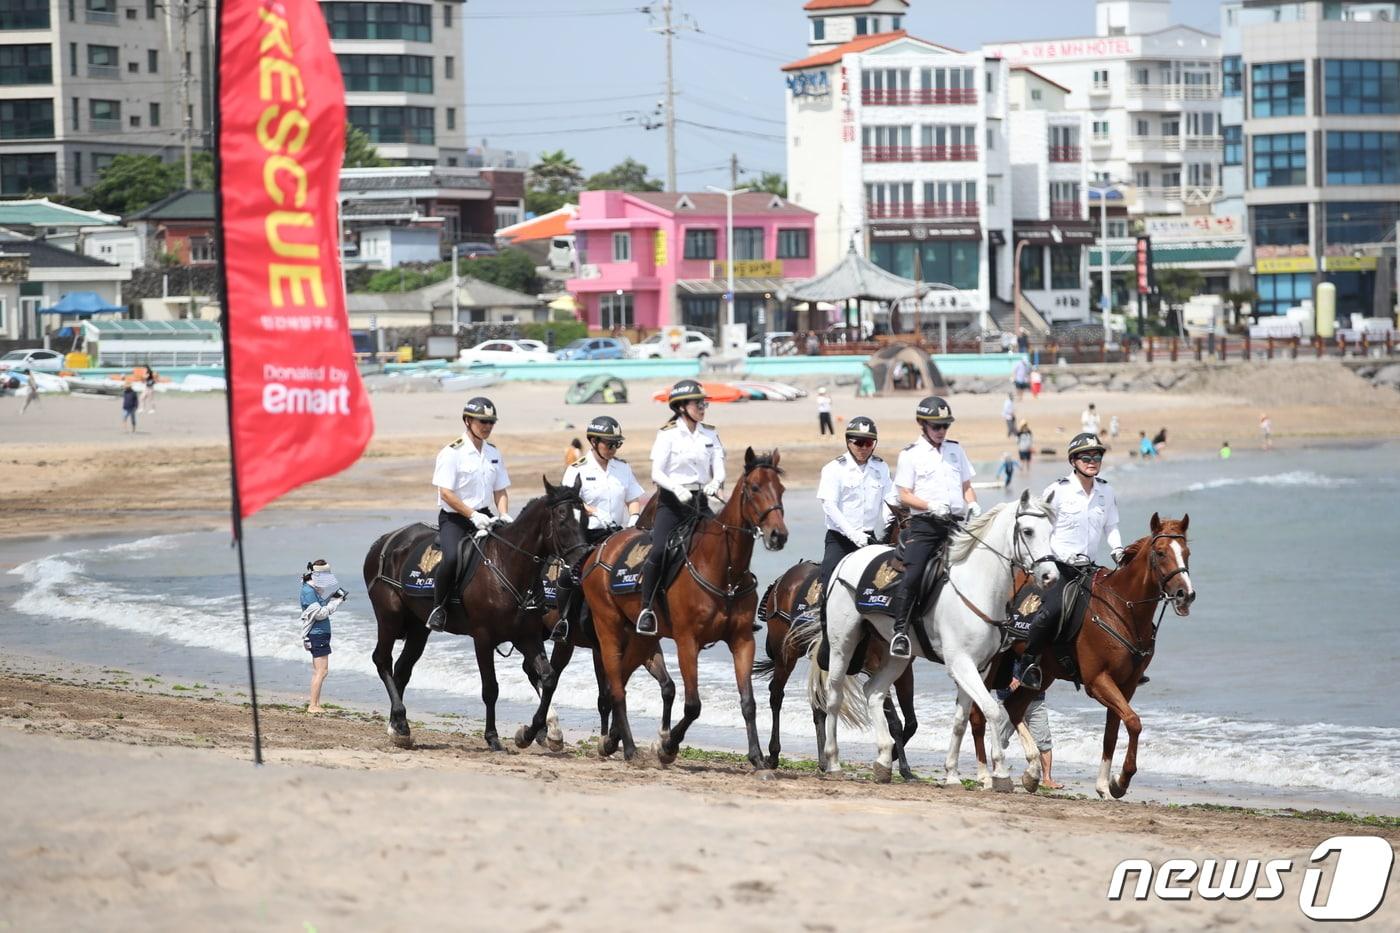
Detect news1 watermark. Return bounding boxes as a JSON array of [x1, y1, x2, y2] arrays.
[[1108, 836, 1395, 921]]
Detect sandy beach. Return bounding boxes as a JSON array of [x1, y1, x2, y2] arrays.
[[2, 654, 1395, 931], [2, 359, 1397, 541]]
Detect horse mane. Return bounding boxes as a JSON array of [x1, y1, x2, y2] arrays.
[[946, 495, 1056, 563], [744, 450, 785, 476], [1118, 538, 1146, 564]]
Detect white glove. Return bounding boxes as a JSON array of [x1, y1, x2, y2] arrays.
[[1111, 547, 1126, 566], [702, 479, 722, 498], [928, 502, 952, 518], [966, 501, 983, 519], [626, 513, 640, 528], [469, 511, 493, 532], [497, 512, 514, 524]]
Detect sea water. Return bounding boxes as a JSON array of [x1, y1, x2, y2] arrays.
[[2, 441, 1398, 813]]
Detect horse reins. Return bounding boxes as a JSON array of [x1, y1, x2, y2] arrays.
[[949, 503, 1057, 625], [679, 463, 782, 607], [1088, 532, 1190, 661]]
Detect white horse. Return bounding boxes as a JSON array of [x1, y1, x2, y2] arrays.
[[801, 492, 1059, 791]]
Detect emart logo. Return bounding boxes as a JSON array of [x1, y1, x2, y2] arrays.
[[1108, 835, 1394, 921]]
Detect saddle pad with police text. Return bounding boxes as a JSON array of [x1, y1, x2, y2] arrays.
[[607, 534, 654, 594], [401, 536, 443, 594], [853, 550, 904, 612], [786, 563, 823, 624]]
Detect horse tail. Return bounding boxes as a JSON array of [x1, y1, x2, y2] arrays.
[[752, 655, 777, 680], [803, 624, 872, 731]]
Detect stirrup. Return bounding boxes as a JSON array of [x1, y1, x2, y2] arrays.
[[635, 608, 658, 636], [550, 618, 569, 642], [889, 631, 912, 659], [426, 605, 447, 632], [1017, 659, 1043, 691]]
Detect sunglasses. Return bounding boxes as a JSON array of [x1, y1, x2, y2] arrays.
[[1076, 454, 1104, 463], [926, 423, 949, 431], [689, 399, 710, 409], [849, 438, 875, 448], [602, 440, 624, 449]]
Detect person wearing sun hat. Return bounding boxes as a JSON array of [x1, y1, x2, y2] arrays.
[[300, 559, 346, 712]]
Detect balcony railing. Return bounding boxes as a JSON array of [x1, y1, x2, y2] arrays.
[[861, 88, 978, 106], [84, 8, 117, 24], [1090, 134, 1112, 147], [1090, 82, 1111, 95], [1134, 186, 1222, 206], [87, 64, 119, 80], [1125, 82, 1219, 101], [1048, 145, 1081, 162], [89, 116, 120, 132], [862, 144, 979, 163], [866, 201, 979, 220], [1049, 201, 1081, 220]]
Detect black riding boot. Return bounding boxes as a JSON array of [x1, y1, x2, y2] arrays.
[[888, 592, 914, 659], [428, 512, 473, 632]]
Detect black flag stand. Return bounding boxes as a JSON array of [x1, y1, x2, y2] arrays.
[[211, 0, 264, 767]]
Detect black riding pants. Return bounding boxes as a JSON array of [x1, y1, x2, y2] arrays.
[[640, 489, 702, 609], [433, 508, 490, 610], [889, 514, 953, 628], [819, 529, 863, 586], [1021, 559, 1083, 655]]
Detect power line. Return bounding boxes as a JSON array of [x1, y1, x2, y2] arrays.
[[676, 118, 784, 143], [678, 93, 785, 127], [468, 92, 662, 109], [679, 33, 789, 64]]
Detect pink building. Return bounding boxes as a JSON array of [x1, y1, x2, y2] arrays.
[[566, 190, 818, 334]]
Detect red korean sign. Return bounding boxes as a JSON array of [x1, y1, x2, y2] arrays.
[[218, 0, 372, 518]]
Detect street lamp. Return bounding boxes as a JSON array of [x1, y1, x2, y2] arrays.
[[1090, 181, 1127, 344], [1012, 225, 1062, 343], [706, 184, 751, 357]]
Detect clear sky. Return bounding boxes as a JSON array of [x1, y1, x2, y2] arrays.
[[464, 0, 1225, 195]]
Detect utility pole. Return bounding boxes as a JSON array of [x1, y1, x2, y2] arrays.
[[663, 0, 677, 191], [730, 153, 740, 190], [178, 0, 193, 188]]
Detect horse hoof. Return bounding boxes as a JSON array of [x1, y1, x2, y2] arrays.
[[1109, 778, 1127, 799], [486, 736, 505, 753], [1022, 771, 1042, 794], [657, 728, 671, 748], [899, 768, 917, 782], [766, 755, 780, 771], [390, 731, 413, 749], [820, 768, 848, 781], [752, 768, 778, 782], [654, 741, 677, 766], [943, 773, 962, 788], [513, 726, 532, 749], [600, 736, 618, 758], [872, 762, 892, 784], [992, 775, 1014, 794], [546, 733, 566, 753]]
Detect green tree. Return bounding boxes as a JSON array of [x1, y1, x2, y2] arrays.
[[742, 171, 787, 198], [526, 149, 583, 216], [344, 124, 386, 168], [79, 155, 183, 216], [526, 188, 570, 216], [585, 157, 662, 192], [1222, 288, 1259, 331], [461, 248, 539, 295]]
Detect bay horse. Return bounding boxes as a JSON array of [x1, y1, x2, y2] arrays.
[[579, 447, 788, 767], [963, 513, 1194, 798], [363, 477, 589, 750], [802, 492, 1059, 789], [753, 505, 916, 774]]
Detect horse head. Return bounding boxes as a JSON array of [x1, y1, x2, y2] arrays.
[[738, 447, 788, 551], [1015, 489, 1060, 589], [1148, 512, 1194, 615], [539, 474, 590, 564], [883, 502, 913, 544]]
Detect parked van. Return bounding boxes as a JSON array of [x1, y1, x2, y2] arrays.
[[547, 236, 576, 271]]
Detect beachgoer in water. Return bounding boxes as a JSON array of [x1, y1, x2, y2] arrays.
[[1138, 430, 1156, 460], [1220, 440, 1232, 460], [300, 559, 346, 713], [1259, 413, 1272, 451]]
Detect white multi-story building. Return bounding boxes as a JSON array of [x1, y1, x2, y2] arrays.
[[784, 0, 1094, 331], [984, 0, 1224, 219]]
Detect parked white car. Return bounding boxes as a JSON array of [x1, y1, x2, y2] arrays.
[[457, 339, 555, 365], [633, 330, 764, 359], [0, 348, 65, 372]]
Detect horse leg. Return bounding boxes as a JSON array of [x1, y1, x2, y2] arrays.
[[542, 638, 571, 750], [945, 652, 1014, 792], [642, 646, 676, 734], [969, 703, 990, 788], [815, 592, 861, 775], [892, 665, 918, 781], [1092, 676, 1141, 799], [473, 637, 505, 752], [386, 622, 430, 746], [865, 656, 907, 784], [372, 622, 412, 747], [1098, 709, 1123, 799], [590, 647, 613, 739], [767, 651, 792, 771], [945, 691, 974, 787], [514, 637, 560, 750], [657, 632, 702, 765], [729, 631, 765, 771], [613, 639, 652, 763]]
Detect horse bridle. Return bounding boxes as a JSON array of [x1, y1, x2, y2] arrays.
[[477, 493, 591, 605], [947, 502, 1056, 626], [680, 463, 782, 605], [704, 463, 784, 538], [1088, 531, 1192, 662]]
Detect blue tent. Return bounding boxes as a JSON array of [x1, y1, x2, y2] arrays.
[[39, 291, 126, 316]]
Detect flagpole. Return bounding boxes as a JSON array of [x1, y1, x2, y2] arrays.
[[210, 0, 264, 767]]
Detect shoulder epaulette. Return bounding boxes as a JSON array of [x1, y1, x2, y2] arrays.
[[902, 442, 916, 451], [1056, 477, 1070, 484], [615, 456, 627, 463], [702, 422, 715, 430], [1096, 476, 1108, 484], [945, 439, 960, 445], [571, 455, 589, 467], [659, 422, 677, 431], [449, 437, 466, 449], [872, 455, 884, 463], [835, 454, 847, 464]]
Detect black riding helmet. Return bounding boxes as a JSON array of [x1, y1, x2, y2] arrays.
[[667, 379, 706, 410], [1066, 432, 1107, 463], [845, 416, 878, 440], [585, 415, 624, 443], [463, 396, 498, 422], [915, 395, 954, 425]]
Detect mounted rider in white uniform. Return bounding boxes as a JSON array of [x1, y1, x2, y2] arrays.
[[816, 415, 893, 585]]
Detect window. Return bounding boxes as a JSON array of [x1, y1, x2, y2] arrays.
[[88, 98, 120, 127], [986, 68, 995, 94], [1108, 219, 1129, 238], [771, 228, 807, 260], [445, 107, 454, 130], [862, 67, 911, 103], [1255, 272, 1312, 317], [865, 181, 914, 216], [337, 55, 433, 93], [444, 56, 454, 80], [1325, 60, 1400, 114], [1092, 119, 1110, 138], [1252, 204, 1309, 246], [890, 15, 901, 29], [84, 0, 116, 22], [599, 292, 634, 329], [921, 179, 977, 214], [70, 96, 78, 130], [1135, 119, 1149, 136], [733, 227, 764, 260], [1222, 55, 1242, 97], [1030, 88, 1042, 101], [322, 2, 432, 41], [1251, 61, 1306, 117], [611, 232, 631, 262], [1049, 182, 1079, 218], [870, 241, 978, 290], [0, 153, 56, 195], [1161, 118, 1180, 138], [1326, 201, 1400, 246], [69, 43, 76, 76], [146, 0, 155, 17], [126, 61, 138, 73], [1018, 244, 1044, 290], [1134, 169, 1151, 188], [1252, 133, 1306, 187], [86, 44, 118, 78], [811, 18, 824, 41], [148, 49, 158, 73], [855, 15, 871, 35], [149, 102, 160, 126], [1223, 125, 1242, 165], [1135, 67, 1150, 85], [987, 183, 996, 206], [6, 0, 50, 28], [1188, 162, 1214, 186], [129, 113, 139, 127], [0, 45, 51, 85], [91, 152, 115, 174], [1050, 245, 1081, 290], [442, 2, 451, 27], [1326, 131, 1400, 184], [918, 66, 976, 101], [190, 237, 215, 263], [125, 7, 135, 18], [1162, 169, 1181, 188], [0, 99, 53, 139], [346, 106, 434, 144], [985, 127, 995, 150], [1092, 68, 1109, 89], [684, 228, 716, 260]]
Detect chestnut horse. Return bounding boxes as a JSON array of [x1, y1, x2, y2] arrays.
[[963, 513, 1195, 797], [579, 448, 788, 767], [752, 505, 916, 774], [363, 478, 588, 750]]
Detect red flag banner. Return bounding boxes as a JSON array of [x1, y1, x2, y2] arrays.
[[217, 0, 372, 519]]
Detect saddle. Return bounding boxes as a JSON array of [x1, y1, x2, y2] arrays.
[[764, 562, 822, 626], [605, 504, 704, 596], [851, 547, 946, 619], [398, 526, 483, 600], [1006, 565, 1097, 685]]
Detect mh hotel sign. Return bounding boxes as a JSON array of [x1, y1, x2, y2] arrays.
[[987, 35, 1142, 64]]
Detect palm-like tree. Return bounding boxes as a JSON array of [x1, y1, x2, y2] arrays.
[[528, 149, 584, 197]]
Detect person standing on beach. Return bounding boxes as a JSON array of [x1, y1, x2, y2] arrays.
[[141, 365, 157, 414], [1108, 414, 1120, 442], [1260, 413, 1273, 451], [300, 559, 346, 713], [996, 452, 1016, 490], [1030, 366, 1043, 398], [1002, 393, 1016, 437], [426, 396, 511, 632], [1081, 402, 1100, 435], [1017, 421, 1034, 471], [816, 416, 892, 586], [121, 384, 138, 433], [1011, 356, 1031, 400], [20, 369, 39, 414], [816, 387, 834, 436]]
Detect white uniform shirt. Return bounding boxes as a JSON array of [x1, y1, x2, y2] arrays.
[[816, 394, 832, 414], [650, 420, 725, 489], [433, 436, 510, 511], [1002, 397, 1015, 421], [562, 452, 643, 530], [817, 454, 893, 545], [1043, 474, 1120, 562], [894, 436, 975, 516], [1081, 409, 1101, 434]]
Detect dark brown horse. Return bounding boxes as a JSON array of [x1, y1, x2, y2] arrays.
[[579, 448, 788, 767], [363, 478, 589, 750], [753, 505, 916, 774], [965, 514, 1195, 797]]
